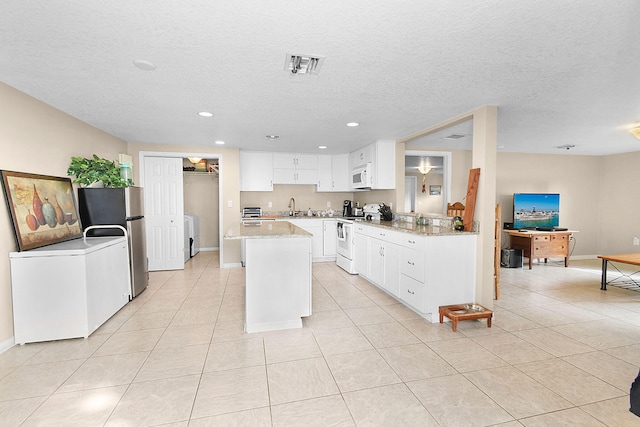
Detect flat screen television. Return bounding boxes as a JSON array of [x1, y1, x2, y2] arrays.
[[513, 193, 560, 229]]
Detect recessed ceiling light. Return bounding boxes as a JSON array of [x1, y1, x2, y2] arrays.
[[214, 140, 225, 145], [318, 145, 327, 149], [346, 122, 359, 127], [133, 59, 156, 71], [198, 111, 213, 117], [266, 135, 279, 141]]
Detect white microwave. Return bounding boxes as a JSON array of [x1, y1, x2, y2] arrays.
[[351, 163, 372, 189]]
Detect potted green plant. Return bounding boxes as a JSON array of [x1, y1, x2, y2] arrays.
[[67, 154, 132, 188]]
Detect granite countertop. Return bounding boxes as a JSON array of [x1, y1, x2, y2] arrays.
[[355, 219, 478, 237], [224, 221, 312, 240]]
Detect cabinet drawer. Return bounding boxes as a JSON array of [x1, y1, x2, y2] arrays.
[[401, 247, 425, 282], [370, 229, 404, 245], [401, 235, 427, 251], [533, 235, 550, 243], [400, 274, 426, 312]]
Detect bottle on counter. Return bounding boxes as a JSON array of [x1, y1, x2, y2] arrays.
[[307, 208, 313, 216]]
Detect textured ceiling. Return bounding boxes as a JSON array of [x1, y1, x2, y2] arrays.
[[1, 1, 639, 156]]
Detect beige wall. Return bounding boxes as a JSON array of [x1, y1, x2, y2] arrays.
[[0, 83, 128, 348], [598, 151, 640, 255], [496, 152, 602, 256], [406, 172, 444, 213], [241, 185, 354, 215], [183, 173, 219, 249]]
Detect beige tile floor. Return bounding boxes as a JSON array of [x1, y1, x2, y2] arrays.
[[1, 252, 639, 426]]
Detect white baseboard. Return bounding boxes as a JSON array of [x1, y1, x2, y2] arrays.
[[222, 262, 243, 268], [200, 247, 219, 252], [0, 336, 15, 355]]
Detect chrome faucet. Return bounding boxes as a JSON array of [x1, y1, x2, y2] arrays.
[[288, 197, 296, 216]]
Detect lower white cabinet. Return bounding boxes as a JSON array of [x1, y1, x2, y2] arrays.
[[283, 218, 337, 262], [323, 220, 337, 256], [9, 237, 131, 344], [354, 223, 476, 322]]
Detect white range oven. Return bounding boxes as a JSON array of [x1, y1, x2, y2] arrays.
[[336, 218, 357, 274]]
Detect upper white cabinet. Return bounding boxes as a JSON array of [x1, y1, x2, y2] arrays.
[[331, 153, 351, 191], [240, 151, 273, 191], [371, 140, 396, 189], [350, 145, 372, 168], [316, 153, 350, 192], [273, 153, 317, 170], [273, 153, 318, 185], [350, 140, 396, 190]]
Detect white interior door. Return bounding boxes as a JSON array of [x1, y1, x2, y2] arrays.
[[144, 157, 184, 271]]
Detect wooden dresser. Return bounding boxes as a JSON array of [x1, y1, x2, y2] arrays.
[[506, 230, 574, 269]]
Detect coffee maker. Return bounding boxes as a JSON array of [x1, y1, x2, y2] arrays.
[[343, 200, 353, 217]]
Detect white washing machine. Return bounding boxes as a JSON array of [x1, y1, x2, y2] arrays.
[[183, 217, 190, 263], [184, 214, 200, 258]]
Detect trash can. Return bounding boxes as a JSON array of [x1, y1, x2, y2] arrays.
[[501, 249, 523, 268]]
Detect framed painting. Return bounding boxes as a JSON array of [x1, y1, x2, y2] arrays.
[[1, 170, 83, 251], [429, 185, 442, 195]]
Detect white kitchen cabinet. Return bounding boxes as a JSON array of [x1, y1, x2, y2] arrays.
[[9, 237, 131, 344], [273, 153, 318, 185], [273, 167, 318, 185], [273, 153, 317, 169], [316, 155, 332, 192], [322, 219, 337, 256], [370, 140, 396, 189], [284, 218, 335, 262], [240, 151, 273, 191], [316, 154, 350, 192], [331, 153, 351, 191], [367, 236, 400, 296], [353, 223, 476, 322], [354, 226, 369, 277], [349, 140, 396, 190], [350, 145, 372, 168]]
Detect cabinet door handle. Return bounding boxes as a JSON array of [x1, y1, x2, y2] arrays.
[[408, 240, 415, 244], [407, 261, 414, 266], [380, 233, 385, 237], [407, 289, 415, 295]]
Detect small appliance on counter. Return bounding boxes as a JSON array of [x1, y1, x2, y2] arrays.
[[378, 203, 393, 221], [363, 203, 382, 221], [343, 200, 352, 217]]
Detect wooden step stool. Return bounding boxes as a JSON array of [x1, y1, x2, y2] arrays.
[[439, 303, 493, 332]]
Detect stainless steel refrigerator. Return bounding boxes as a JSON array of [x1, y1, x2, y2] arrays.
[[78, 187, 148, 298]]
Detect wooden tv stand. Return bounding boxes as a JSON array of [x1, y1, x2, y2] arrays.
[[506, 230, 575, 270]]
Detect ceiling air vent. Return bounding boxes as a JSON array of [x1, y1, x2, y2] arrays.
[[284, 53, 325, 75], [444, 134, 466, 140]]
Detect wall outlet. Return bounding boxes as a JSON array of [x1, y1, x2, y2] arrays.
[[268, 201, 272, 208], [227, 200, 233, 208], [634, 236, 639, 246], [327, 201, 331, 208], [432, 218, 440, 226]]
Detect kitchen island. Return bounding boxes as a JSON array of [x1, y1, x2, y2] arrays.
[[352, 220, 477, 322], [224, 221, 312, 333]]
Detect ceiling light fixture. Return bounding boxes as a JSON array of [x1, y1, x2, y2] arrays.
[[284, 53, 325, 75], [629, 124, 640, 139], [444, 134, 466, 140], [133, 59, 156, 71], [318, 145, 327, 149], [556, 144, 576, 150], [346, 122, 359, 127], [416, 165, 432, 175], [214, 140, 225, 145], [198, 111, 213, 117], [187, 157, 202, 164], [266, 135, 279, 141]]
